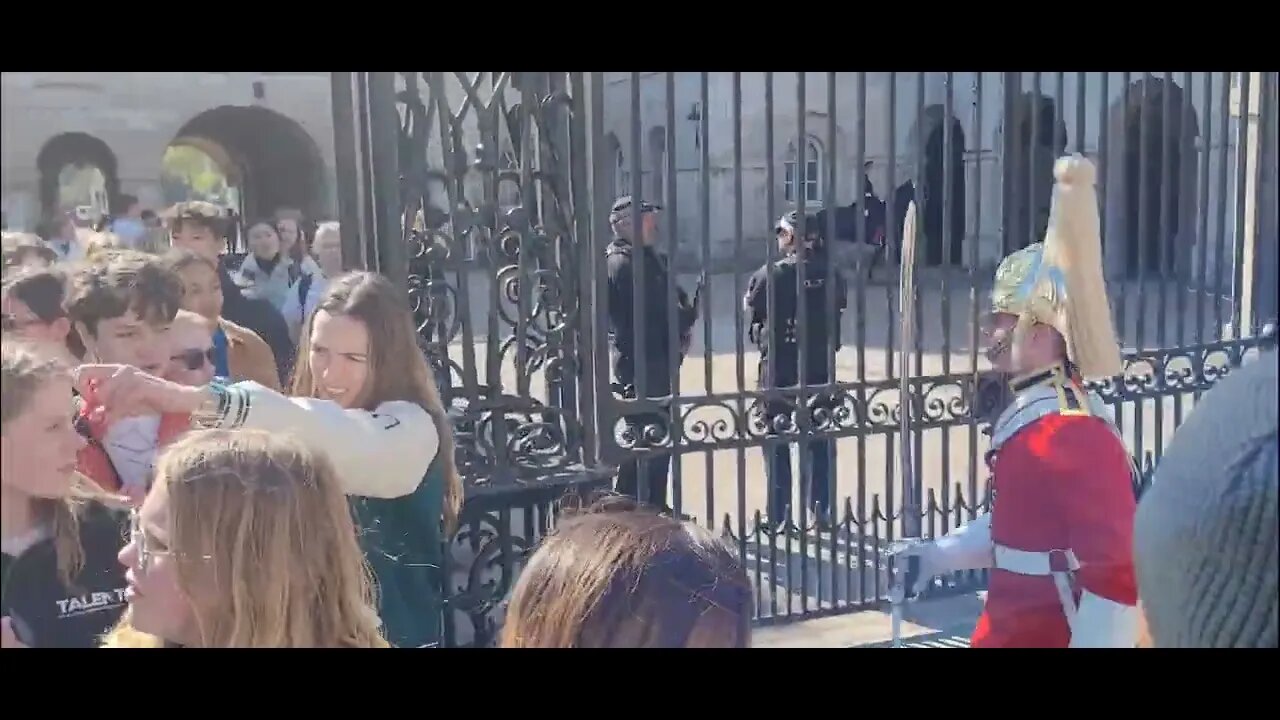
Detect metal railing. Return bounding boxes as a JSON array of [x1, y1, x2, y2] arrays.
[[335, 72, 1278, 644]]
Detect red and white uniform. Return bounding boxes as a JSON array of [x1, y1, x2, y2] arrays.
[[963, 367, 1140, 648]]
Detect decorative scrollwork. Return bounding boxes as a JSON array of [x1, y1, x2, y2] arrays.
[[397, 72, 587, 484], [1088, 336, 1275, 402], [445, 510, 536, 647]]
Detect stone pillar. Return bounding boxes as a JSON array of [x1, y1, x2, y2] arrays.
[[1, 188, 39, 231]]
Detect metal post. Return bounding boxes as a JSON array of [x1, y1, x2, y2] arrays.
[[330, 72, 367, 272], [367, 72, 406, 292], [328, 71, 405, 290]]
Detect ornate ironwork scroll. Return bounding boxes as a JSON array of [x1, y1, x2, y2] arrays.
[[391, 73, 611, 646]]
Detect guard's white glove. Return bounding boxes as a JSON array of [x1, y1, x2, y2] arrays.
[[888, 514, 995, 597], [887, 539, 942, 598]]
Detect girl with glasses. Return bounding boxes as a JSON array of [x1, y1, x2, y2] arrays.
[[103, 429, 387, 648], [1, 340, 129, 648]]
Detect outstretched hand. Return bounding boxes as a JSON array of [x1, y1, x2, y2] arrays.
[[74, 364, 206, 423], [886, 539, 938, 599]]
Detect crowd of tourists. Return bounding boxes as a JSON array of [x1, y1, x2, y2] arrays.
[[0, 165, 1274, 648], [0, 202, 755, 649]]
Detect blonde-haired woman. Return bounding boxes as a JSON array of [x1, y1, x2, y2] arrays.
[[103, 429, 387, 648], [77, 271, 463, 648], [1, 339, 129, 648]]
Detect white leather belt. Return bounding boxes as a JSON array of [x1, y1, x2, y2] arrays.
[[993, 544, 1081, 630], [993, 545, 1081, 576]]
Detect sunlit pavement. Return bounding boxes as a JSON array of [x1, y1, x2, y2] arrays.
[[752, 591, 983, 648]]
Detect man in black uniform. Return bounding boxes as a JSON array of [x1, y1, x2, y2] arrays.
[[744, 211, 846, 526], [605, 195, 697, 511]]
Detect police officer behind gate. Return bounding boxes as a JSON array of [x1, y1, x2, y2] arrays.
[[744, 211, 847, 526], [605, 195, 697, 512]]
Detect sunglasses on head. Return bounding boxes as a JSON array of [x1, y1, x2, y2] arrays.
[[172, 347, 216, 371]]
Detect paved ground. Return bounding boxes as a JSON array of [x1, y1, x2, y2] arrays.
[[753, 591, 985, 648]]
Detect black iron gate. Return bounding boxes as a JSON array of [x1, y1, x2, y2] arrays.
[[333, 72, 1277, 646]]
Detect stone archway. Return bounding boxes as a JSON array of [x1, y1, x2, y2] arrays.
[[168, 105, 327, 222], [647, 125, 667, 205], [1113, 76, 1200, 280], [1003, 92, 1067, 255], [911, 105, 967, 267], [36, 132, 120, 220], [603, 132, 623, 202]]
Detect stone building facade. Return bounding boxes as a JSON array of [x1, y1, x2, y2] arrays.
[[599, 72, 1270, 291], [1, 72, 336, 231]]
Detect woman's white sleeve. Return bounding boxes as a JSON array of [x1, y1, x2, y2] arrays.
[[214, 381, 439, 499]]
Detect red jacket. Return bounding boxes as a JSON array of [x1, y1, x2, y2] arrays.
[[972, 394, 1138, 648], [75, 400, 191, 494]]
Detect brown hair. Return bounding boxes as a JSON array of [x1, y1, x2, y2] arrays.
[[274, 208, 309, 264], [3, 267, 68, 323], [499, 495, 754, 648], [1, 267, 84, 357], [290, 271, 463, 533], [0, 339, 122, 587], [162, 247, 217, 276], [64, 249, 183, 338], [1, 232, 57, 277], [165, 201, 228, 239], [103, 429, 388, 648]]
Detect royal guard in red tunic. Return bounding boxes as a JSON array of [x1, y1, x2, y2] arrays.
[[894, 154, 1141, 648]]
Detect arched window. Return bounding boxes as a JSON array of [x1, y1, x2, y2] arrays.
[[784, 137, 823, 206], [614, 146, 625, 199]]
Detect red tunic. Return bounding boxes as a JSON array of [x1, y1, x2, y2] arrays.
[[971, 409, 1138, 648]]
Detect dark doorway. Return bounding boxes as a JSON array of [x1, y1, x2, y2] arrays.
[[921, 115, 966, 266], [1122, 77, 1190, 279], [169, 106, 327, 221], [1005, 93, 1067, 255], [36, 132, 120, 220]]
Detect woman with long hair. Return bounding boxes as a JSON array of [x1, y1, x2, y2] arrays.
[[1, 339, 128, 648], [102, 429, 388, 648], [500, 495, 754, 648], [75, 271, 463, 648]]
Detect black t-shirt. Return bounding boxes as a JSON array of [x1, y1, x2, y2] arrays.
[[0, 503, 129, 648]]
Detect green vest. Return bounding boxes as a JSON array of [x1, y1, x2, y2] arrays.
[[350, 460, 446, 648]]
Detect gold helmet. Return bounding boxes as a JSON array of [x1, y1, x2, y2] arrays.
[[989, 154, 1122, 380]]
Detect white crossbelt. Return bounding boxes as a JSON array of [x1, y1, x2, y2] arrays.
[[992, 544, 1081, 630]]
